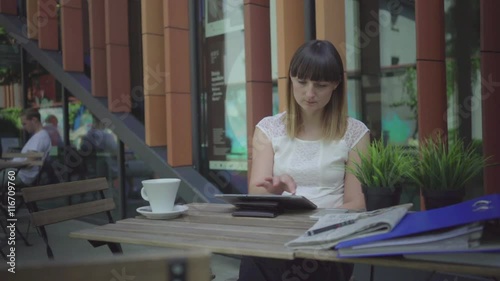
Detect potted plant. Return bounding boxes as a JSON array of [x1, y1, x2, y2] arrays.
[[349, 140, 414, 211], [408, 135, 489, 210]]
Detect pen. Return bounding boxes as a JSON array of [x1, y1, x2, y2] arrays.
[[306, 219, 357, 236]]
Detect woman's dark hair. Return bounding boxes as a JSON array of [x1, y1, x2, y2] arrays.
[[286, 40, 347, 140], [289, 40, 344, 83]]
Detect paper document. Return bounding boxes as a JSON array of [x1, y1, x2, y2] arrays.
[[285, 203, 412, 250]]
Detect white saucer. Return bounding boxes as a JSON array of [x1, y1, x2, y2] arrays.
[[136, 205, 188, 220]]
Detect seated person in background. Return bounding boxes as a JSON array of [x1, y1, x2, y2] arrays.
[[40, 114, 64, 184], [79, 115, 118, 179], [238, 40, 370, 281], [82, 117, 117, 153], [43, 114, 64, 148], [1, 108, 52, 187]]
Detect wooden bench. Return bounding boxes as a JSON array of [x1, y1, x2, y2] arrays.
[[21, 177, 122, 259], [4, 250, 212, 281]]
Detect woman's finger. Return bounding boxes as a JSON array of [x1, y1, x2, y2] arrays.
[[280, 175, 297, 194], [263, 177, 274, 182], [256, 181, 272, 190], [272, 176, 281, 187]]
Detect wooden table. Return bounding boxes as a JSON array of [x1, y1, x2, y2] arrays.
[[0, 160, 32, 170], [69, 203, 500, 278], [0, 152, 44, 170]]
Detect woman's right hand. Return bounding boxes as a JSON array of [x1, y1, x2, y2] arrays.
[[256, 174, 297, 195]]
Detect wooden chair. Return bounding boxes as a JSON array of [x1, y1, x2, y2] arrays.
[[4, 250, 212, 281], [21, 177, 122, 259], [0, 151, 44, 246]]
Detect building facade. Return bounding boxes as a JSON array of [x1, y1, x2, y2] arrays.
[[1, 0, 499, 219]]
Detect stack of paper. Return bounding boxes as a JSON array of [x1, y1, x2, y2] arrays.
[[335, 194, 500, 258], [337, 223, 484, 257], [285, 204, 413, 250]]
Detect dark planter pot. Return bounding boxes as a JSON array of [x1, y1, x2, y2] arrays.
[[422, 189, 465, 210], [362, 185, 402, 211]]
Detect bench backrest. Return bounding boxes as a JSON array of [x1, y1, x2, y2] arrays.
[[21, 177, 115, 227]]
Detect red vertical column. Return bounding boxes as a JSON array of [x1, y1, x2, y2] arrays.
[[415, 1, 447, 210], [105, 0, 131, 112], [0, 0, 17, 15], [88, 0, 107, 97], [61, 0, 84, 72], [316, 0, 347, 75], [415, 0, 447, 140], [38, 0, 59, 51], [164, 0, 192, 166], [244, 0, 273, 176], [142, 0, 166, 147], [276, 0, 304, 112], [26, 0, 38, 39], [480, 0, 500, 195]]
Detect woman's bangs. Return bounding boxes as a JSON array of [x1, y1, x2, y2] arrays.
[[290, 53, 341, 82]]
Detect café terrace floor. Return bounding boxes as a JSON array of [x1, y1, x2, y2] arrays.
[[0, 208, 492, 281]]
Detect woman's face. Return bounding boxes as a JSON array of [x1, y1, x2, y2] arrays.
[[290, 77, 338, 113]]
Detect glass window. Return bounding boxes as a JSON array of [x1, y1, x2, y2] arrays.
[[129, 0, 145, 124], [345, 0, 365, 124], [199, 0, 248, 193], [352, 0, 419, 208], [58, 96, 122, 219], [375, 0, 417, 145], [123, 147, 156, 217], [0, 26, 22, 143], [444, 0, 482, 142], [444, 0, 482, 199]]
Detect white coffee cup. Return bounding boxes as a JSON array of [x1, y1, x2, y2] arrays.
[[141, 178, 180, 213]]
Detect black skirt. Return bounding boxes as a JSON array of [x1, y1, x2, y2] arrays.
[[238, 256, 354, 281]]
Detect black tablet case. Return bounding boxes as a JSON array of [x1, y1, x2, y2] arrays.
[[232, 201, 282, 218], [215, 194, 317, 218]]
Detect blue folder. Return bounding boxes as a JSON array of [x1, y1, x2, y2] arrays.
[[335, 194, 500, 249]]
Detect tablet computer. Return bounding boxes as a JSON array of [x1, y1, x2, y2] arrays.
[[215, 194, 317, 210]]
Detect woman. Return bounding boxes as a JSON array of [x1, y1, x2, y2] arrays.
[[238, 40, 370, 281]]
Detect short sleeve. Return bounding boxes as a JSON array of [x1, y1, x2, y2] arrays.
[[255, 117, 273, 140], [343, 118, 369, 150], [255, 112, 286, 140], [15, 130, 51, 162]]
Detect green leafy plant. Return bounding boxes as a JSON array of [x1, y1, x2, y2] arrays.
[[0, 107, 22, 129], [348, 140, 414, 190], [68, 101, 83, 129], [408, 135, 489, 191]]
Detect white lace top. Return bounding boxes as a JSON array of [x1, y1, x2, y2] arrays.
[[256, 112, 369, 208]]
